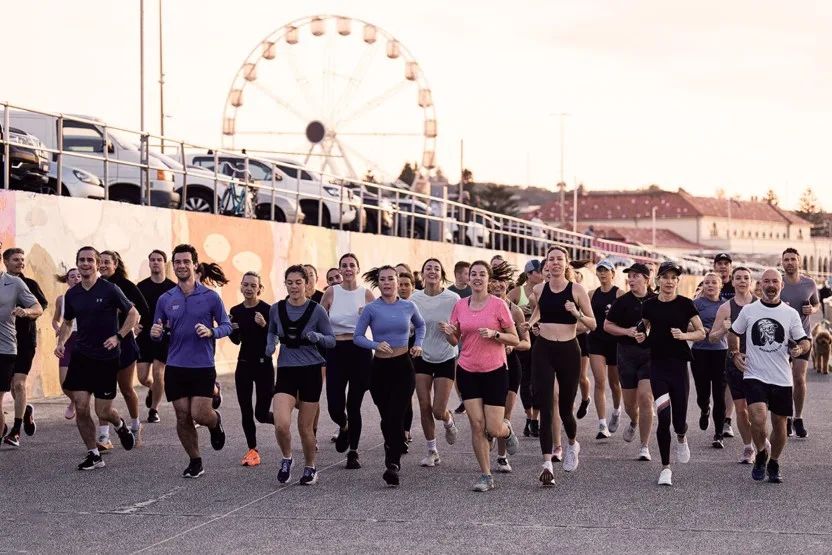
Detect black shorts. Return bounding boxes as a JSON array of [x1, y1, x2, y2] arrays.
[[165, 365, 216, 402], [576, 333, 589, 357], [743, 378, 792, 417], [0, 354, 16, 392], [617, 343, 650, 389], [725, 359, 745, 400], [507, 351, 522, 393], [790, 345, 812, 363], [118, 335, 140, 368], [274, 364, 323, 403], [63, 350, 120, 400], [587, 334, 617, 365], [137, 332, 169, 364], [413, 357, 455, 380], [457, 365, 508, 407], [13, 348, 35, 375]]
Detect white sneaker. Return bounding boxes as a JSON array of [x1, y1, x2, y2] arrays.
[[496, 456, 512, 473], [638, 446, 651, 461], [595, 423, 611, 440], [444, 419, 458, 445], [420, 450, 441, 467], [623, 422, 636, 443], [608, 411, 621, 433], [739, 445, 755, 464], [563, 441, 581, 472], [675, 439, 691, 463], [722, 421, 735, 438], [658, 467, 672, 486]]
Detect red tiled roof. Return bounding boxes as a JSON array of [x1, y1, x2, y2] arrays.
[[582, 224, 703, 250]]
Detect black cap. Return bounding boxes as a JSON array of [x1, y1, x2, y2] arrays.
[[623, 262, 651, 278], [657, 261, 683, 277], [713, 252, 732, 263]]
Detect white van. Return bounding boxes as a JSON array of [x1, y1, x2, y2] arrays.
[[9, 110, 178, 208]]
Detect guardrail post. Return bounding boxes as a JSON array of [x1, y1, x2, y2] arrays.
[[212, 150, 219, 214], [1, 104, 8, 190], [102, 122, 111, 201], [317, 171, 323, 227], [270, 162, 276, 221], [179, 140, 187, 211], [56, 115, 64, 196], [243, 153, 251, 218]]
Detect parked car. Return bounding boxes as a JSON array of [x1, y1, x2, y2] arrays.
[[395, 197, 455, 242], [47, 164, 105, 199], [340, 183, 395, 234], [0, 125, 49, 190], [9, 110, 178, 208]]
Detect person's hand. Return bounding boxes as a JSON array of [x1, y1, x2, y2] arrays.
[[802, 304, 813, 316], [670, 327, 684, 340], [439, 322, 457, 337], [478, 327, 496, 339], [150, 319, 165, 339], [734, 352, 748, 372], [134, 322, 144, 336], [627, 326, 638, 338], [195, 323, 213, 338], [505, 345, 514, 355], [54, 343, 65, 359], [722, 318, 732, 331], [789, 343, 803, 358], [376, 341, 393, 354], [634, 332, 646, 344], [52, 321, 61, 334], [103, 335, 119, 350], [410, 346, 423, 358], [518, 321, 531, 333], [305, 330, 322, 344], [564, 300, 580, 317], [254, 312, 267, 328], [11, 307, 29, 318]]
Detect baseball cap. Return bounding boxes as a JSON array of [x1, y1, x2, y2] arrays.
[[713, 253, 732, 263], [657, 261, 683, 276], [596, 259, 615, 272], [524, 259, 542, 274], [623, 262, 650, 278]]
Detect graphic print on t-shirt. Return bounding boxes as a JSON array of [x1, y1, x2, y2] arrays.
[[750, 318, 785, 352]]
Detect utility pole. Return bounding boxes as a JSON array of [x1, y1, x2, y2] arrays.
[[158, 0, 165, 149], [557, 113, 569, 225], [139, 0, 145, 132]]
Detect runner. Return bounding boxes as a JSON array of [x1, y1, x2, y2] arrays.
[[489, 261, 530, 473], [411, 258, 460, 469], [642, 261, 705, 486], [397, 270, 416, 446], [529, 246, 596, 486], [708, 266, 757, 463], [150, 244, 231, 478], [508, 259, 543, 438], [2, 248, 47, 447], [779, 247, 818, 438], [729, 268, 809, 483], [52, 267, 82, 419], [571, 262, 592, 420], [229, 271, 275, 467], [194, 264, 229, 411], [97, 251, 149, 448], [448, 261, 472, 298], [711, 253, 737, 438], [319, 253, 375, 469], [136, 250, 176, 424], [54, 246, 137, 469], [604, 262, 656, 461], [586, 259, 624, 439], [267, 265, 335, 485], [441, 260, 519, 491], [691, 272, 729, 448], [354, 266, 425, 486], [325, 268, 343, 288], [303, 264, 325, 303]]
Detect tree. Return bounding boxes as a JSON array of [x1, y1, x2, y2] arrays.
[[461, 168, 474, 184], [797, 186, 825, 227], [363, 170, 376, 184], [397, 162, 417, 186], [474, 183, 519, 217], [763, 188, 779, 206]]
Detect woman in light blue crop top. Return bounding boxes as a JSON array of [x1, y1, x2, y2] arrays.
[[354, 265, 425, 487]]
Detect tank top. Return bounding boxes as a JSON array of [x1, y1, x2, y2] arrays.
[[538, 281, 577, 324], [518, 285, 530, 309], [729, 298, 747, 352], [589, 286, 618, 340], [328, 284, 368, 335]]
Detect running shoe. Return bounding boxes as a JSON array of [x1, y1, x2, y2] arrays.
[[752, 450, 768, 481], [658, 468, 672, 486], [608, 411, 621, 433], [722, 418, 735, 438], [382, 464, 400, 487], [330, 430, 338, 443], [277, 458, 293, 483], [401, 441, 409, 455], [444, 419, 458, 445], [77, 452, 105, 471], [794, 418, 808, 438], [23, 404, 36, 436], [623, 422, 636, 443], [299, 466, 318, 485], [335, 427, 350, 453], [115, 420, 135, 451], [97, 435, 113, 452], [576, 397, 590, 419], [596, 423, 611, 440], [209, 411, 225, 450], [712, 435, 725, 449], [675, 438, 691, 463], [241, 448, 261, 467], [551, 446, 563, 463], [64, 401, 76, 420], [524, 419, 532, 437], [212, 382, 223, 409], [496, 457, 512, 473], [739, 445, 755, 464], [183, 460, 204, 479], [405, 431, 412, 443], [420, 450, 441, 467], [504, 419, 519, 455], [786, 417, 793, 437], [638, 446, 651, 461], [699, 407, 710, 431], [472, 474, 495, 492], [147, 408, 160, 424], [539, 465, 555, 487], [563, 441, 581, 472], [3, 431, 20, 447], [454, 402, 466, 414], [145, 389, 153, 409], [766, 459, 783, 483], [529, 419, 540, 437], [346, 450, 361, 469]]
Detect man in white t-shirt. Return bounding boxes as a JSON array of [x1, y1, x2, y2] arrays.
[[729, 269, 809, 484]]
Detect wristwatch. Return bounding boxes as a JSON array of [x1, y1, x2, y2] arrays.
[[495, 332, 501, 340], [728, 351, 738, 359]]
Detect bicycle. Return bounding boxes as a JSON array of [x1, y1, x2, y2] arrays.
[[218, 161, 255, 218]]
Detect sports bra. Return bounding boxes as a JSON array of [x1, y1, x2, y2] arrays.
[[518, 285, 530, 308], [538, 281, 577, 325], [729, 298, 747, 352], [328, 284, 367, 335]]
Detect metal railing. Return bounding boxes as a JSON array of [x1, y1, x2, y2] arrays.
[[2, 100, 664, 264]]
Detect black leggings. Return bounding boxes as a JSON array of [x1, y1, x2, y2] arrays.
[[234, 359, 275, 449], [650, 359, 689, 465], [532, 337, 581, 455], [517, 335, 536, 410], [369, 354, 415, 468], [690, 349, 727, 435], [326, 340, 373, 451]]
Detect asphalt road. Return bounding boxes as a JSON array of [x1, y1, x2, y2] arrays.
[[1, 368, 831, 554]]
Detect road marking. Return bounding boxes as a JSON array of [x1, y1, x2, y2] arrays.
[[106, 486, 185, 515]]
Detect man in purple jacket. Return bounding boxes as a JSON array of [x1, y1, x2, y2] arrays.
[[152, 244, 232, 478]]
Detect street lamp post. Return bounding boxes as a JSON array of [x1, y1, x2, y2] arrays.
[[652, 206, 657, 248], [139, 0, 145, 132]]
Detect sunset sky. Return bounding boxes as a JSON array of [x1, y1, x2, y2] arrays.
[[5, 0, 830, 210]]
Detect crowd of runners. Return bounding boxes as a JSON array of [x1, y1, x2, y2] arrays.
[[0, 240, 822, 489]]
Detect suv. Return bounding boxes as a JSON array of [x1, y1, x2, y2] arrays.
[[189, 153, 357, 228], [9, 110, 178, 208], [0, 125, 49, 190]]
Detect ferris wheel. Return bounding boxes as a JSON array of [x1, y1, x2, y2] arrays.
[[221, 15, 437, 181]]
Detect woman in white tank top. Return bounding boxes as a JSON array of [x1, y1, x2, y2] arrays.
[[52, 267, 82, 420]]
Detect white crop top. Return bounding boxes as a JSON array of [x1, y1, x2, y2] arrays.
[[329, 285, 368, 335]]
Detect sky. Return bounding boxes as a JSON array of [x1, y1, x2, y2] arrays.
[[4, 0, 831, 210]]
